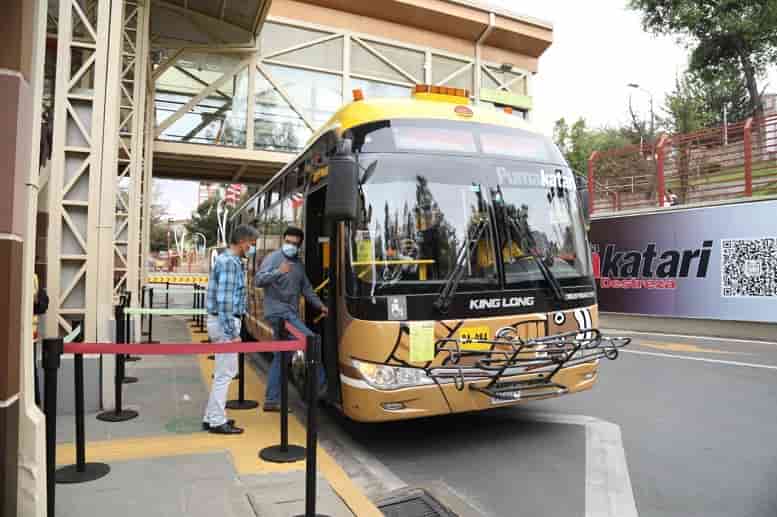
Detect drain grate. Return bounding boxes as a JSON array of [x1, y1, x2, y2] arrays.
[[378, 489, 456, 517]]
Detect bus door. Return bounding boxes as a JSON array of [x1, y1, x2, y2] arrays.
[[304, 186, 341, 403]]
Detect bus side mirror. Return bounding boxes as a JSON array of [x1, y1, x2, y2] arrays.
[[325, 138, 359, 221], [574, 173, 591, 227]]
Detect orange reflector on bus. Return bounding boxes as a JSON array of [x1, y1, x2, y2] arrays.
[[352, 89, 364, 101], [412, 84, 469, 98], [504, 106, 514, 114]]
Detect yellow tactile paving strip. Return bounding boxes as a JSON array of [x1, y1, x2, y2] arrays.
[[56, 322, 382, 517]]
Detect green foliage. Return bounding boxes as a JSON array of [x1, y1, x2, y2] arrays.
[[149, 187, 171, 252], [660, 74, 713, 134], [185, 197, 220, 248], [630, 0, 777, 117], [553, 118, 634, 176]]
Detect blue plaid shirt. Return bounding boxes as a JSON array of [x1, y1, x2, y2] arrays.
[[206, 250, 246, 340]]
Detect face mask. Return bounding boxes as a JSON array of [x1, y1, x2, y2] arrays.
[[282, 243, 298, 258], [247, 245, 256, 257]]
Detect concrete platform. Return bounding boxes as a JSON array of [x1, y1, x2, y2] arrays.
[[54, 297, 380, 517]]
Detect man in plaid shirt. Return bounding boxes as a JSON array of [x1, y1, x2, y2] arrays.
[[203, 225, 258, 434]]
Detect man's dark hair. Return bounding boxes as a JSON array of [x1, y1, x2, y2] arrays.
[[230, 224, 259, 244], [283, 226, 304, 242]]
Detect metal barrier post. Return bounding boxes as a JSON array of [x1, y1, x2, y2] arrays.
[[97, 306, 138, 422], [120, 297, 138, 384], [165, 280, 170, 309], [143, 287, 159, 344], [123, 292, 141, 374], [55, 353, 111, 483], [588, 151, 598, 215], [260, 320, 305, 463], [226, 352, 258, 409], [197, 288, 206, 333], [43, 337, 63, 517], [295, 334, 329, 517], [744, 117, 753, 196]]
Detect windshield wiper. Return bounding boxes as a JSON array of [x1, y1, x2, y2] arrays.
[[505, 217, 566, 302], [434, 215, 489, 314]]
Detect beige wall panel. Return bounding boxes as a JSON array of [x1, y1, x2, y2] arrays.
[[481, 46, 538, 74], [270, 0, 477, 58]]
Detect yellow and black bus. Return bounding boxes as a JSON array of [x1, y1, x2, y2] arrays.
[[233, 85, 627, 422]]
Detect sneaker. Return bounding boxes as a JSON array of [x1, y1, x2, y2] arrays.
[[208, 422, 244, 434], [202, 419, 234, 431], [263, 400, 280, 412]]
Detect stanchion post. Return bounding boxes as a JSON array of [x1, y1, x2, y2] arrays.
[[120, 295, 138, 383], [123, 292, 141, 369], [198, 287, 206, 333], [226, 352, 259, 409], [97, 306, 138, 422], [295, 334, 329, 517], [165, 280, 170, 309], [55, 353, 111, 483], [43, 337, 63, 517], [191, 284, 198, 323], [260, 320, 305, 463]]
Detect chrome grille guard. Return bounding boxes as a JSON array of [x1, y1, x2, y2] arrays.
[[425, 328, 631, 400]]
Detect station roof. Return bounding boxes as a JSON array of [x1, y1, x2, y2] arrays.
[[155, 0, 273, 36]]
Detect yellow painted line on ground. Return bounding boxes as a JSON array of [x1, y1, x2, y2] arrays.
[[636, 341, 742, 355], [57, 324, 381, 517]]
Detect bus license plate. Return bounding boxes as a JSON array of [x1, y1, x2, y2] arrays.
[[491, 391, 521, 404], [459, 326, 491, 350]]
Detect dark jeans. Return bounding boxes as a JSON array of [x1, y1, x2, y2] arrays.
[[265, 314, 326, 403]]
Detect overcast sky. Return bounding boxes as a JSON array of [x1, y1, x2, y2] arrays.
[[158, 0, 777, 219]]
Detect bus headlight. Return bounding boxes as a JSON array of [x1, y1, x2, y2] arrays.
[[351, 359, 436, 390]]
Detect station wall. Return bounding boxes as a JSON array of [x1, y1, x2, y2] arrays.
[[590, 198, 777, 324]]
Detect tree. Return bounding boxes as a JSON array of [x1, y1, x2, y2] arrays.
[[553, 117, 635, 175], [630, 0, 777, 118], [149, 187, 170, 252], [660, 73, 712, 135], [185, 197, 221, 249]]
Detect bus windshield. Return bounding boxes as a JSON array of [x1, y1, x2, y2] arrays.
[[346, 152, 592, 297]]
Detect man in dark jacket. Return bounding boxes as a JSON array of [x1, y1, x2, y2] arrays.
[[255, 226, 328, 411]]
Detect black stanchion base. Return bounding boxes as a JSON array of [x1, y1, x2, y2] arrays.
[[226, 399, 259, 410], [259, 445, 306, 463], [125, 356, 141, 362], [122, 376, 138, 384], [55, 462, 111, 484], [207, 354, 214, 360], [96, 409, 138, 422]]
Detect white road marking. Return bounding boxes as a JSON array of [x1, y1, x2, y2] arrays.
[[621, 349, 777, 370], [527, 412, 638, 517], [602, 328, 777, 346]]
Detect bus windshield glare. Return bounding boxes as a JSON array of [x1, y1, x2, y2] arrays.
[[345, 122, 591, 297]]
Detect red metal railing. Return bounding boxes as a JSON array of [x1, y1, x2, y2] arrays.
[[588, 114, 777, 214]]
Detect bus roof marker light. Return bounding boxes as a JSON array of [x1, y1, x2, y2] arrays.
[[455, 105, 473, 117], [352, 89, 364, 101]]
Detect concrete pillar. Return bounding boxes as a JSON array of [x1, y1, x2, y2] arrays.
[[0, 1, 48, 516]]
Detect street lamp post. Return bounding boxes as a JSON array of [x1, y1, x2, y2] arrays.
[[627, 83, 655, 141]]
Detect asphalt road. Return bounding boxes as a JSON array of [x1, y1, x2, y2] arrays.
[[322, 331, 777, 517]]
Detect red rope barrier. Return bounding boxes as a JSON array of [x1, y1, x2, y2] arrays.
[[63, 321, 308, 355], [63, 339, 305, 355]]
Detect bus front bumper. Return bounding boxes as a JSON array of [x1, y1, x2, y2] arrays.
[[339, 361, 599, 423]]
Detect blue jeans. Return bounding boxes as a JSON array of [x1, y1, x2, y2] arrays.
[[265, 313, 327, 403]]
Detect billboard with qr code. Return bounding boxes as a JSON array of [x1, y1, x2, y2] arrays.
[[589, 199, 777, 323]]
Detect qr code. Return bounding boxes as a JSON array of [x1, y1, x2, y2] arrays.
[[721, 238, 777, 297]]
